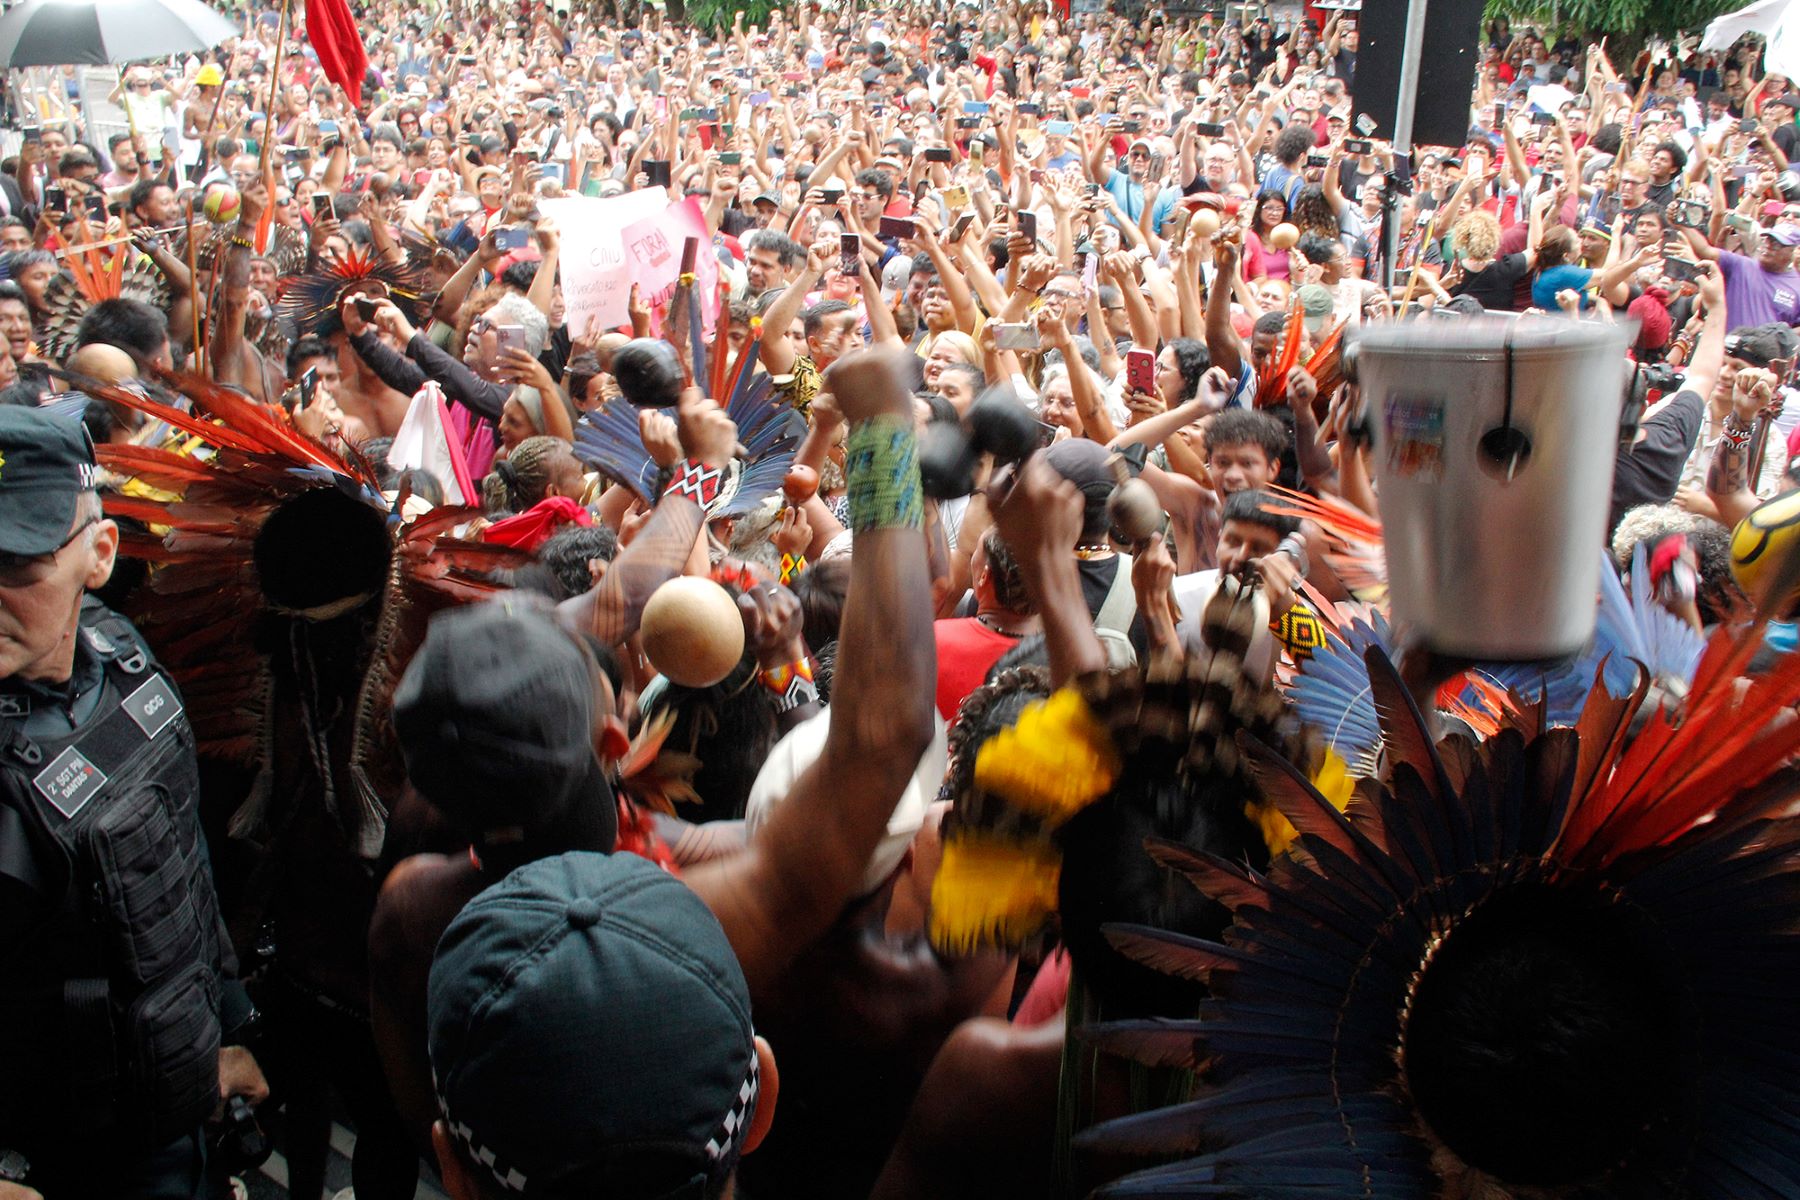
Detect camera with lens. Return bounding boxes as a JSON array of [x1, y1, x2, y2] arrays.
[[210, 1096, 273, 1176], [1621, 360, 1685, 447], [1664, 198, 1711, 229], [1639, 362, 1684, 393]]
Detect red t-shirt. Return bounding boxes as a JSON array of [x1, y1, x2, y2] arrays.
[[1478, 192, 1522, 228], [933, 617, 1020, 721]]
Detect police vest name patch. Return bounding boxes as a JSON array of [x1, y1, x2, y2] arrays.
[[124, 676, 181, 739], [34, 745, 107, 819]]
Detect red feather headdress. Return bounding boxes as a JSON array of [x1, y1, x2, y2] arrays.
[[95, 370, 527, 857], [1071, 541, 1800, 1198]]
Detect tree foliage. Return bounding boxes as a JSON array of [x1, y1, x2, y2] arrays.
[[1484, 0, 1744, 42], [683, 0, 782, 32]]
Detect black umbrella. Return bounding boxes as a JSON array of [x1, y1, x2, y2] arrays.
[[0, 0, 240, 68]]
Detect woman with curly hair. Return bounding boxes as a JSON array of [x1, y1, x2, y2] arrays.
[[1445, 209, 1535, 312], [1290, 183, 1341, 241]]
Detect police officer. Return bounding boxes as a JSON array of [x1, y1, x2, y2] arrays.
[[0, 407, 265, 1199]]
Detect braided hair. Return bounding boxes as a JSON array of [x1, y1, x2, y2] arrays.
[[481, 435, 564, 515]]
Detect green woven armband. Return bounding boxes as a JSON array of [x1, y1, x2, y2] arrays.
[[844, 416, 924, 532]]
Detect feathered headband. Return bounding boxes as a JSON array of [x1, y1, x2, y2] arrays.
[[1075, 626, 1800, 1199], [275, 243, 429, 335]]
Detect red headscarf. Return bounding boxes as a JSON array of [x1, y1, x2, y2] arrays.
[[481, 495, 592, 552], [1629, 287, 1673, 352]]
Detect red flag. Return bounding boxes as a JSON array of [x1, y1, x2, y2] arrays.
[[305, 0, 368, 108]]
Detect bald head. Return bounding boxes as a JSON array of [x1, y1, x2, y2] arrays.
[[69, 342, 139, 385], [594, 332, 632, 372]]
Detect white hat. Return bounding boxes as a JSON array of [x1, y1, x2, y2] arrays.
[[744, 706, 948, 896], [881, 253, 913, 300]]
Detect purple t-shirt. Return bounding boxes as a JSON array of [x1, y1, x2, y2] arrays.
[[1717, 250, 1800, 329]]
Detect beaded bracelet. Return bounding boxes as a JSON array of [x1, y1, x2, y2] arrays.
[[1721, 416, 1756, 449], [844, 416, 923, 533], [759, 657, 819, 713], [779, 553, 807, 585], [663, 458, 724, 508]]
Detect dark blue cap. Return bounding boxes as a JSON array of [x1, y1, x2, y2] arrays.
[[428, 852, 758, 1198], [0, 406, 98, 556]]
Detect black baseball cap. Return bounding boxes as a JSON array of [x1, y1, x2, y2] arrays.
[[0, 406, 98, 556], [1045, 435, 1114, 542], [393, 597, 617, 853], [1724, 324, 1792, 368], [429, 852, 759, 1198]]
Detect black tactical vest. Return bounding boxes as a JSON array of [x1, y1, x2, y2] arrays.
[[0, 598, 224, 1153]]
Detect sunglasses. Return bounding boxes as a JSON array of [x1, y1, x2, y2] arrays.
[[0, 517, 98, 589]]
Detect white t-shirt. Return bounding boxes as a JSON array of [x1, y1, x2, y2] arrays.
[[1171, 569, 1221, 647], [1170, 569, 1276, 677], [122, 90, 174, 158]]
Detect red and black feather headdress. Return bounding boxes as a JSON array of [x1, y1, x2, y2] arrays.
[[1075, 619, 1800, 1198], [95, 370, 527, 857]]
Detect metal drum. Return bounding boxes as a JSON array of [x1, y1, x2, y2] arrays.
[[1357, 316, 1633, 661]]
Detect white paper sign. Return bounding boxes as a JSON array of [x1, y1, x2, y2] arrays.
[[538, 189, 670, 333]]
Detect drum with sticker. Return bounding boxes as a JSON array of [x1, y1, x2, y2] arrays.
[[1355, 317, 1633, 661]]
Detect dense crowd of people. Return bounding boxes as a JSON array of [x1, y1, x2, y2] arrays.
[[7, 3, 1800, 1199]]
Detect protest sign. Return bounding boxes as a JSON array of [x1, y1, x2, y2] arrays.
[[539, 189, 669, 333], [620, 195, 720, 337]]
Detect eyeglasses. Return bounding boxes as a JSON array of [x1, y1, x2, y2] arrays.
[[0, 517, 97, 589]]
